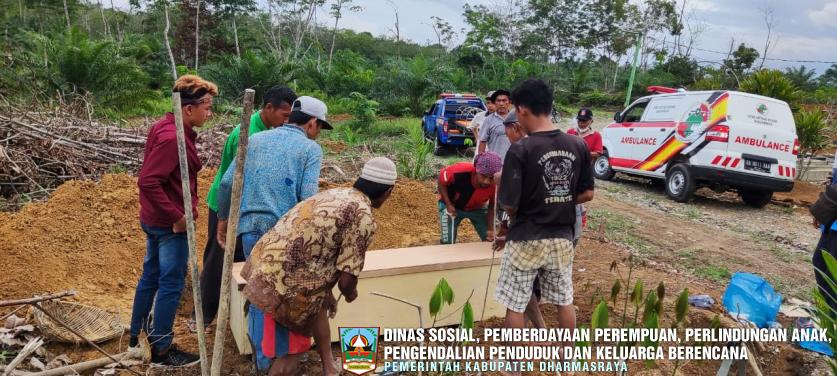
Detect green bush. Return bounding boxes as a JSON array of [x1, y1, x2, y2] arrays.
[[740, 69, 801, 110], [795, 109, 832, 157], [204, 51, 297, 105], [579, 90, 623, 107], [339, 92, 378, 131]]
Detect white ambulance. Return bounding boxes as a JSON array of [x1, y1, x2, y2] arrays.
[[594, 89, 798, 208]]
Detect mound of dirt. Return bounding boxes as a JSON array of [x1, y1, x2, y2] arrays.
[[369, 179, 479, 250], [0, 172, 212, 311], [0, 171, 477, 312]]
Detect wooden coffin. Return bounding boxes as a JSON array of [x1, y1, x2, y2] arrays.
[[230, 242, 503, 352]]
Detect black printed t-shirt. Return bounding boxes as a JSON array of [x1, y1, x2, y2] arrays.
[[499, 129, 594, 241]]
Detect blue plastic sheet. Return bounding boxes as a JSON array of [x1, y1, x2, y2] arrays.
[[722, 272, 782, 328]]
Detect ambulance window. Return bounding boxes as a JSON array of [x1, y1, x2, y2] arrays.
[[623, 101, 649, 122], [428, 104, 438, 115]]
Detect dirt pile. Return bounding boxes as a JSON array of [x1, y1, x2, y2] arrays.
[[368, 179, 479, 250], [0, 172, 213, 312], [0, 172, 476, 312]]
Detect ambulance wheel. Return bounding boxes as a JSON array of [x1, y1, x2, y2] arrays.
[[740, 190, 773, 208], [593, 154, 615, 180], [665, 164, 695, 202]]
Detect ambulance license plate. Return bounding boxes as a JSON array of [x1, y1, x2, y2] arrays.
[[744, 159, 771, 173]]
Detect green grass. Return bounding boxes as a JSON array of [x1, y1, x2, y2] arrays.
[[587, 209, 654, 255], [603, 184, 628, 194], [695, 265, 732, 283], [681, 207, 703, 220]]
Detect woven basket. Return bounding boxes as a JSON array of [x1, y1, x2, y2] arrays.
[[32, 300, 124, 344]]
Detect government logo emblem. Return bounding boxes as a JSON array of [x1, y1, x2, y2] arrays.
[[340, 327, 379, 375]]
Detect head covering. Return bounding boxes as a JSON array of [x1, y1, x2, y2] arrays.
[[503, 110, 518, 126], [474, 152, 503, 176], [485, 90, 496, 100], [360, 157, 397, 186], [292, 96, 332, 130], [576, 108, 593, 121]]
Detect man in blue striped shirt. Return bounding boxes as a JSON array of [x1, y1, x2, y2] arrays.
[[216, 95, 331, 373]]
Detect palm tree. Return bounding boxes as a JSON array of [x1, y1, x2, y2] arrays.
[[784, 65, 817, 91]]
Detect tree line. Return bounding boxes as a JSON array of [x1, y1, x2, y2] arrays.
[[1, 0, 835, 119]]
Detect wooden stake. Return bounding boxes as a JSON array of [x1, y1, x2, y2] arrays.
[[210, 89, 255, 376], [172, 92, 208, 376], [0, 290, 76, 308]]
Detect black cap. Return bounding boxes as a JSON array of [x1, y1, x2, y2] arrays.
[[502, 111, 518, 126], [490, 89, 511, 102], [577, 108, 593, 121]]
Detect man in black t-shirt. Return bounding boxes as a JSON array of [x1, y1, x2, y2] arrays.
[[495, 79, 595, 344]]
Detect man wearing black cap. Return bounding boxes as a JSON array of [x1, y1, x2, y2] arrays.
[[567, 108, 602, 159], [566, 108, 601, 247], [478, 89, 512, 160]]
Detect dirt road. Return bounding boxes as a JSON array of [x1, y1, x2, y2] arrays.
[[589, 175, 820, 299]]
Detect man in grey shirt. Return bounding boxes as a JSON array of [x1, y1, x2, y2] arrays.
[[478, 89, 511, 160]]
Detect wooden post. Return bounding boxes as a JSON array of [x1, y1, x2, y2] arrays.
[[172, 92, 209, 376], [210, 89, 255, 376]]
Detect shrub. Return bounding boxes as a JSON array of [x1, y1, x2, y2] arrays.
[[339, 92, 378, 131], [795, 109, 832, 158], [740, 69, 801, 110], [579, 90, 623, 107], [204, 51, 297, 105]]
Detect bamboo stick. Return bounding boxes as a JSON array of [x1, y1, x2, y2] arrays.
[[172, 92, 209, 376], [25, 351, 130, 376], [210, 89, 255, 376], [0, 291, 76, 308]]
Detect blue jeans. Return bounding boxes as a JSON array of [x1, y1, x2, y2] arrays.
[[241, 231, 269, 372], [129, 224, 189, 352], [832, 168, 837, 185]]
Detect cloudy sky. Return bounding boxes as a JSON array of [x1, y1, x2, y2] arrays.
[[333, 0, 837, 73]]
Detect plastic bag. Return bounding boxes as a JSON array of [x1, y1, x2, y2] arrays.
[[722, 272, 782, 328]]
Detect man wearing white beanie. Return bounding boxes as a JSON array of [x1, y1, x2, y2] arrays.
[[241, 157, 397, 376]]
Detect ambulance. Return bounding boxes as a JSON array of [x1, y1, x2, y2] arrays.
[[594, 88, 798, 208]]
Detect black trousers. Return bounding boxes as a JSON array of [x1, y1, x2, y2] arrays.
[[813, 228, 837, 314], [197, 209, 245, 325]]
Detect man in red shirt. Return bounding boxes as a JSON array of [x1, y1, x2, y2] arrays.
[[566, 108, 601, 246], [129, 75, 217, 367], [438, 152, 502, 244], [567, 108, 602, 158]]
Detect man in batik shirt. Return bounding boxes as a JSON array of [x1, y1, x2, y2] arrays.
[[241, 157, 398, 376]]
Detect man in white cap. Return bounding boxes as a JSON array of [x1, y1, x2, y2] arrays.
[[241, 157, 398, 376], [216, 95, 332, 373]]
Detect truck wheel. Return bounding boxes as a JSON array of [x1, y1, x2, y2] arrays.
[[433, 131, 446, 156], [740, 190, 773, 208], [593, 153, 615, 180], [665, 164, 696, 202]]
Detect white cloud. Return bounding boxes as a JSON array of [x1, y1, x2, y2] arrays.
[[808, 2, 837, 27], [688, 0, 720, 12]]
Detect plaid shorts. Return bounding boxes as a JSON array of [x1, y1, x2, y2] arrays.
[[494, 238, 574, 312]]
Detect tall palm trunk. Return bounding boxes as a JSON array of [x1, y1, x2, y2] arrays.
[[194, 0, 201, 70], [232, 16, 240, 58], [62, 0, 71, 30], [163, 2, 177, 79]]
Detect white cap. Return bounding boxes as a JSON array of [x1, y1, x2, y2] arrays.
[[360, 157, 397, 186], [292, 96, 332, 130]]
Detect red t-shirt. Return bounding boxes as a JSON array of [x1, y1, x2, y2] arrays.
[[567, 128, 603, 154], [438, 162, 496, 211]]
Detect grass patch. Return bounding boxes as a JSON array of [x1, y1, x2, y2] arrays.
[[368, 117, 417, 138], [681, 207, 703, 220], [603, 184, 628, 194], [587, 209, 654, 255], [769, 244, 795, 263], [695, 265, 731, 283]]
